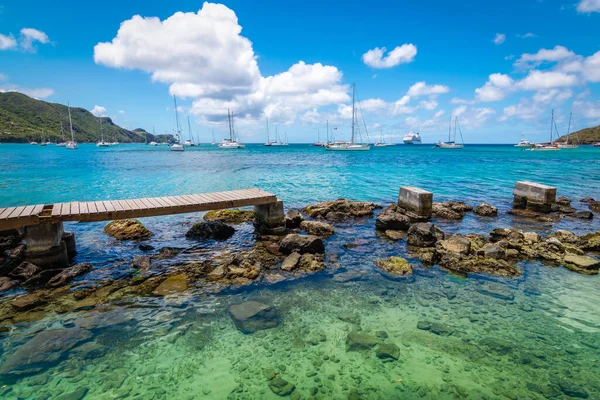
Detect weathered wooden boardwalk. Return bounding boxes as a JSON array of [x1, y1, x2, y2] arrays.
[[0, 188, 277, 231]]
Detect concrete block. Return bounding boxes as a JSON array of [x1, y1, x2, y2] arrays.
[[513, 181, 556, 204], [254, 200, 286, 235], [24, 222, 65, 253], [398, 186, 433, 218]]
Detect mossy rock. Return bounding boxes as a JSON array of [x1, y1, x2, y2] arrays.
[[153, 274, 188, 296], [104, 219, 153, 241], [375, 257, 412, 276], [203, 209, 255, 224]]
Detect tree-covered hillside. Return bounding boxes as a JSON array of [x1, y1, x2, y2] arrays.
[[0, 92, 172, 143]]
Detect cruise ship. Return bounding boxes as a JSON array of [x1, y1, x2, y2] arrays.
[[403, 132, 422, 144]]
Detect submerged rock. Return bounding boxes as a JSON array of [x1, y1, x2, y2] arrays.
[[104, 219, 153, 241], [10, 293, 48, 311], [279, 234, 325, 254], [203, 209, 254, 224], [185, 221, 235, 241], [374, 257, 412, 277], [153, 274, 188, 296], [407, 223, 444, 248], [299, 220, 334, 238], [563, 254, 599, 275], [375, 204, 411, 231], [376, 343, 400, 360], [269, 376, 295, 396], [346, 331, 379, 351], [229, 301, 280, 334], [474, 202, 498, 217], [589, 202, 600, 212], [0, 328, 92, 378], [416, 320, 454, 336], [437, 234, 471, 256], [297, 253, 326, 272], [384, 230, 404, 240], [47, 263, 92, 287], [302, 199, 380, 221], [477, 284, 515, 301], [566, 211, 594, 220], [285, 209, 304, 229]]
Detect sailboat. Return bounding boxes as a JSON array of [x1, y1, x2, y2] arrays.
[[325, 84, 370, 151], [264, 117, 272, 146], [436, 117, 464, 149], [96, 119, 110, 147], [557, 113, 579, 149], [170, 96, 185, 151], [40, 131, 47, 146], [148, 127, 159, 146], [183, 117, 196, 146], [529, 110, 560, 151], [65, 102, 78, 150], [374, 127, 391, 147], [313, 128, 325, 146], [211, 130, 216, 145], [514, 134, 531, 147], [57, 122, 66, 146], [219, 110, 245, 149]]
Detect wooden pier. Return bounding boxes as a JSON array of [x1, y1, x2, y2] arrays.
[[0, 188, 277, 231]]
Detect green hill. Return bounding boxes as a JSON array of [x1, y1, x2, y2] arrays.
[[557, 125, 600, 144], [0, 92, 173, 143]]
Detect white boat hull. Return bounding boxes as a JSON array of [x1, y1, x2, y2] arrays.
[[170, 144, 185, 151], [66, 141, 78, 150], [325, 144, 370, 151]]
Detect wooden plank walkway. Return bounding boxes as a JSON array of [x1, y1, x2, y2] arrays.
[[0, 188, 277, 231]]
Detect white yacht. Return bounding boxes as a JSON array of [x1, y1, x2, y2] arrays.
[[435, 117, 464, 149], [402, 132, 422, 145], [65, 102, 78, 150], [219, 110, 245, 149], [374, 127, 392, 146], [514, 135, 531, 147], [170, 95, 185, 152], [183, 117, 196, 146], [325, 83, 370, 151]]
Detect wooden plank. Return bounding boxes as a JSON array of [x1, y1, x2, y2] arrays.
[[8, 207, 25, 219], [31, 204, 44, 216], [111, 200, 124, 212], [17, 205, 36, 218], [146, 198, 163, 209], [89, 202, 99, 214], [80, 202, 89, 215], [154, 197, 173, 208], [72, 202, 80, 216], [102, 201, 114, 213], [94, 201, 106, 213], [0, 207, 17, 219]]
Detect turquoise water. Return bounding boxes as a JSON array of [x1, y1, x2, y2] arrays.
[[1, 144, 599, 399]]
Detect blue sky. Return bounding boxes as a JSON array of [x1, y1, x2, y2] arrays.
[[1, 0, 599, 143]]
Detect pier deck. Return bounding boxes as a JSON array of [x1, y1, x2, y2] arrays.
[[0, 188, 277, 231]]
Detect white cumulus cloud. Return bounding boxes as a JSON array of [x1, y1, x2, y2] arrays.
[[493, 33, 506, 45], [577, 0, 600, 12], [0, 34, 17, 50], [406, 82, 450, 97], [94, 2, 349, 125], [516, 70, 578, 91], [514, 45, 576, 69], [361, 44, 417, 69], [20, 28, 50, 51], [91, 105, 107, 117]]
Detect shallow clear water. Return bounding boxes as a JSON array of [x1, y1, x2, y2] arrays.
[[0, 144, 599, 399]]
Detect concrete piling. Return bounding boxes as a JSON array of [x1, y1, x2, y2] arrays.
[[513, 181, 556, 213], [254, 200, 286, 235], [398, 186, 433, 220]]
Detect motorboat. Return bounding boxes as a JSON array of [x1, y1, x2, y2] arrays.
[[514, 135, 531, 147]]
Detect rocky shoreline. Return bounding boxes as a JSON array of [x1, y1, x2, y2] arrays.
[[0, 196, 599, 335]]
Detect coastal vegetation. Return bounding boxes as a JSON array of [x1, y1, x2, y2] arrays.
[[558, 124, 600, 144], [0, 92, 172, 143]]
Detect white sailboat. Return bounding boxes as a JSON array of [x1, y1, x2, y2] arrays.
[[313, 128, 325, 146], [39, 131, 47, 146], [65, 102, 78, 150], [170, 96, 185, 151], [211, 130, 216, 145], [374, 127, 392, 147], [557, 113, 579, 149], [325, 83, 370, 151], [96, 119, 110, 147], [148, 127, 159, 146], [270, 125, 288, 146], [436, 117, 464, 149], [57, 122, 66, 146], [219, 110, 245, 149], [528, 110, 560, 151], [514, 134, 531, 147], [183, 117, 196, 146], [264, 117, 272, 146]]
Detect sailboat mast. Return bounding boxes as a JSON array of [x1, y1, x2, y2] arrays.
[[448, 117, 451, 142], [231, 111, 236, 142], [227, 110, 233, 140], [550, 109, 554, 143], [351, 83, 356, 144], [317, 128, 320, 143], [187, 116, 192, 142], [327, 120, 329, 143], [566, 112, 572, 144], [100, 118, 103, 142], [68, 102, 74, 141], [266, 117, 270, 142]]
